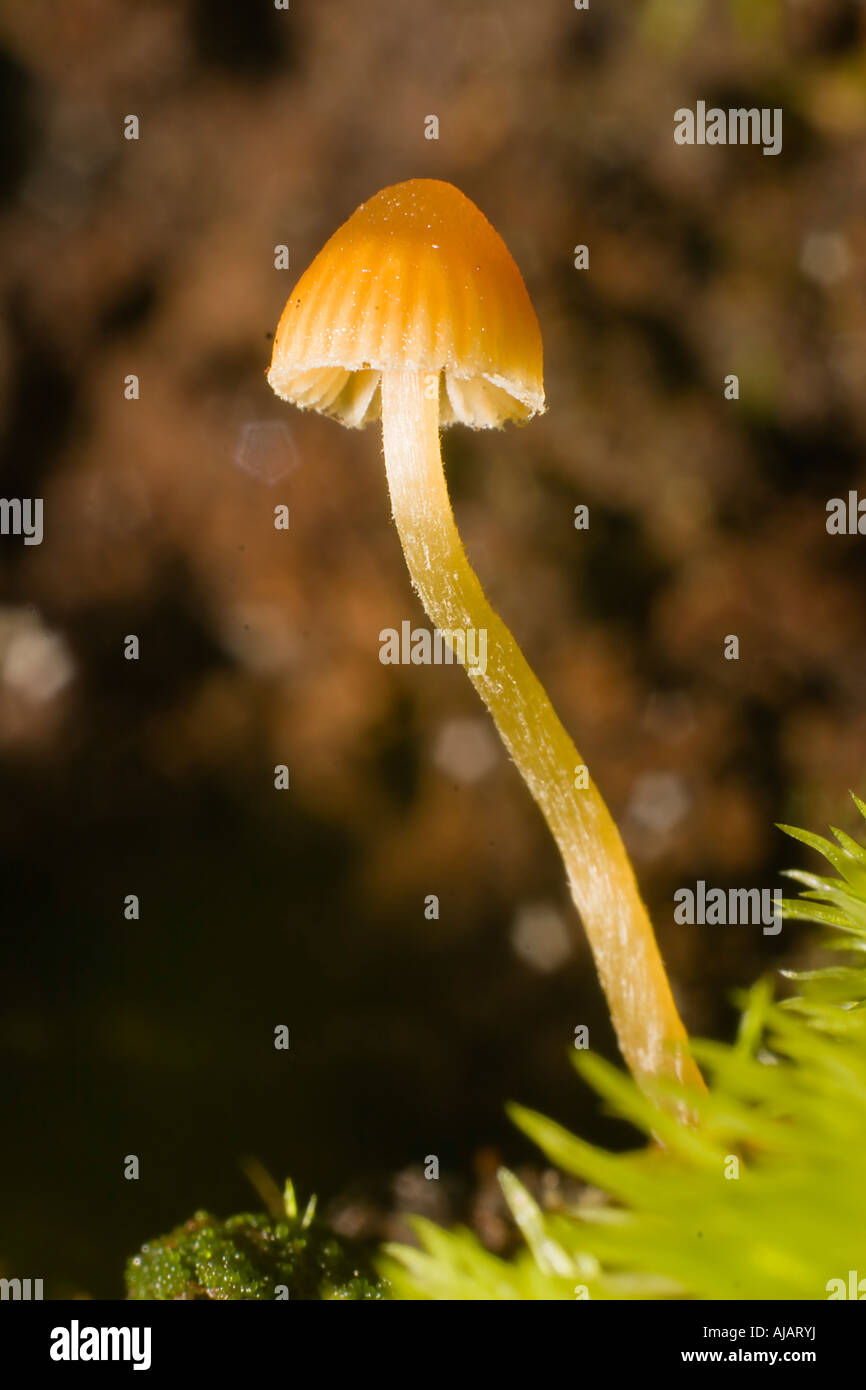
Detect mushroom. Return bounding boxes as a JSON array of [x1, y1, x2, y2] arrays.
[[268, 178, 703, 1099]]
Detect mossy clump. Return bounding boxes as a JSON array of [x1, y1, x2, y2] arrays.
[[125, 1185, 387, 1300]]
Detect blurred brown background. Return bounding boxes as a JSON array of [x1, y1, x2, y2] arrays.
[[1, 0, 865, 1296]]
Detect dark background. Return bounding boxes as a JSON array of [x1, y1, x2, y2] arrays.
[[1, 0, 865, 1296]]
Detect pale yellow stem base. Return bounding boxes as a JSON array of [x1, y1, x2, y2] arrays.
[[381, 370, 704, 1098]]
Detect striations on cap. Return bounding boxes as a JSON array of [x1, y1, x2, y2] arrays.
[[267, 179, 545, 429]]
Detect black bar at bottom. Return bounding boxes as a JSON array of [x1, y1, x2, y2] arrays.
[[0, 1297, 859, 1376]]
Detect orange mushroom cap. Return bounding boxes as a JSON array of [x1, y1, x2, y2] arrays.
[[267, 179, 544, 429]]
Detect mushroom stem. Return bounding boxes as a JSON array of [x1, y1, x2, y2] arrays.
[[381, 368, 704, 1098]]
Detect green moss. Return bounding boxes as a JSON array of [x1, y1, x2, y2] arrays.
[[126, 1184, 387, 1300], [128, 800, 866, 1302], [382, 794, 866, 1300]]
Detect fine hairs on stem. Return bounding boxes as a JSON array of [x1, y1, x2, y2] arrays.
[[380, 369, 703, 1096]]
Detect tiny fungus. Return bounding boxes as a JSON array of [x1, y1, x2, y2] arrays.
[[268, 179, 703, 1098]]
